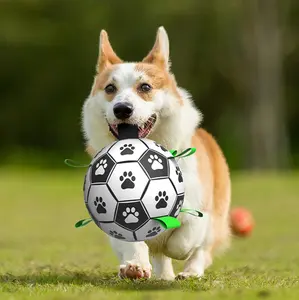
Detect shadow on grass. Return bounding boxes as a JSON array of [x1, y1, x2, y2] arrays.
[[0, 271, 200, 291]]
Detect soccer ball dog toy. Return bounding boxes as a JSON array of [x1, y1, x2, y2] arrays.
[[69, 125, 202, 242], [82, 138, 194, 242]]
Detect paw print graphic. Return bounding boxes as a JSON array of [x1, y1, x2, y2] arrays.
[[95, 159, 108, 176], [119, 171, 136, 189], [109, 230, 126, 240], [175, 166, 183, 183], [155, 191, 169, 209], [122, 207, 139, 224], [94, 196, 107, 214], [148, 154, 163, 170], [120, 144, 135, 155], [146, 226, 161, 238], [174, 200, 183, 217]]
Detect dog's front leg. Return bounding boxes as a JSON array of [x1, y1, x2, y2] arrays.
[[110, 237, 152, 279]]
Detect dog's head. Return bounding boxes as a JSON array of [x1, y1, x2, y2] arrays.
[[83, 27, 187, 148]]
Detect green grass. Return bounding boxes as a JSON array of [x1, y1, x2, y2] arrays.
[[0, 167, 299, 299]]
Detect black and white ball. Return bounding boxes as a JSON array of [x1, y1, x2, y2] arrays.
[[83, 138, 185, 242]]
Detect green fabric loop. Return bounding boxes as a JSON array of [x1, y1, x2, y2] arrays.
[[180, 208, 203, 217], [169, 148, 196, 158], [175, 148, 191, 157], [65, 148, 196, 168], [169, 149, 178, 156], [176, 147, 196, 158], [75, 218, 93, 228], [64, 159, 89, 168], [74, 208, 203, 229]]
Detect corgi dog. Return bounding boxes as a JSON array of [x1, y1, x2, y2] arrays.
[[82, 27, 231, 280]]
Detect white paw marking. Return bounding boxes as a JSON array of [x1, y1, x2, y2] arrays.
[[95, 159, 107, 175], [148, 154, 163, 170], [122, 207, 139, 224]]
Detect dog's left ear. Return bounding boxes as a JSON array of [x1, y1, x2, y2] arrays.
[[142, 26, 170, 70]]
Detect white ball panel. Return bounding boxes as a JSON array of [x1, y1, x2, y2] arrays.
[[108, 139, 148, 163], [91, 142, 117, 163], [100, 222, 135, 242], [142, 179, 177, 218], [107, 162, 149, 201], [134, 219, 166, 241], [87, 185, 117, 222]]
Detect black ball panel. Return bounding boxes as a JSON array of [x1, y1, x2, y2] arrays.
[[91, 153, 116, 184], [169, 194, 185, 218], [139, 149, 169, 179], [115, 201, 149, 231]]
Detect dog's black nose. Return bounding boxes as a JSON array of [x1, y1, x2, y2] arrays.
[[113, 102, 133, 120]]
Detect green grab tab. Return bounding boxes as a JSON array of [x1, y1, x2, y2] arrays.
[[75, 218, 93, 228], [153, 216, 181, 229]]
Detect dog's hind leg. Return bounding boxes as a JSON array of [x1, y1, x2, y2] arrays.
[[176, 247, 205, 279], [163, 210, 211, 280], [152, 254, 175, 280], [110, 238, 152, 279]]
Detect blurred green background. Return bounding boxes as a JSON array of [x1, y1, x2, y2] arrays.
[[1, 0, 299, 170], [1, 2, 299, 298]]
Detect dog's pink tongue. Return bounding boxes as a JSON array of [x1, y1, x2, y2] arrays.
[[117, 124, 139, 140], [139, 126, 150, 138]]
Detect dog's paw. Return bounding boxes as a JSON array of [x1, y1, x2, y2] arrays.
[[175, 271, 202, 280], [158, 273, 175, 281], [119, 263, 152, 279]]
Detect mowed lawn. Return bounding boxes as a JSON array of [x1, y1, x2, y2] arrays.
[[0, 167, 299, 300]]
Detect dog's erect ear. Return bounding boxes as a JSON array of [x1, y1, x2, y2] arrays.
[[97, 30, 122, 73], [142, 26, 170, 70]]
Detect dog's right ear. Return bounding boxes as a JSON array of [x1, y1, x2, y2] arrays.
[[142, 26, 170, 71], [97, 30, 122, 73]]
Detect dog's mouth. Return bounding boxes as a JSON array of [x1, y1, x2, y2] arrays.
[[109, 114, 157, 139]]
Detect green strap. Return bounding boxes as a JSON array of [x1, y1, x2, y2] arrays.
[[180, 208, 203, 217], [64, 159, 89, 168], [75, 208, 203, 229], [169, 150, 177, 156], [170, 148, 196, 158], [65, 147, 196, 168], [75, 218, 93, 227]]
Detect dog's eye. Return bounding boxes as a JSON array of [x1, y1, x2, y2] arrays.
[[139, 83, 152, 93], [105, 84, 117, 94]]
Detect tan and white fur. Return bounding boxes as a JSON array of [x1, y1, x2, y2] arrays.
[[82, 27, 231, 280]]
